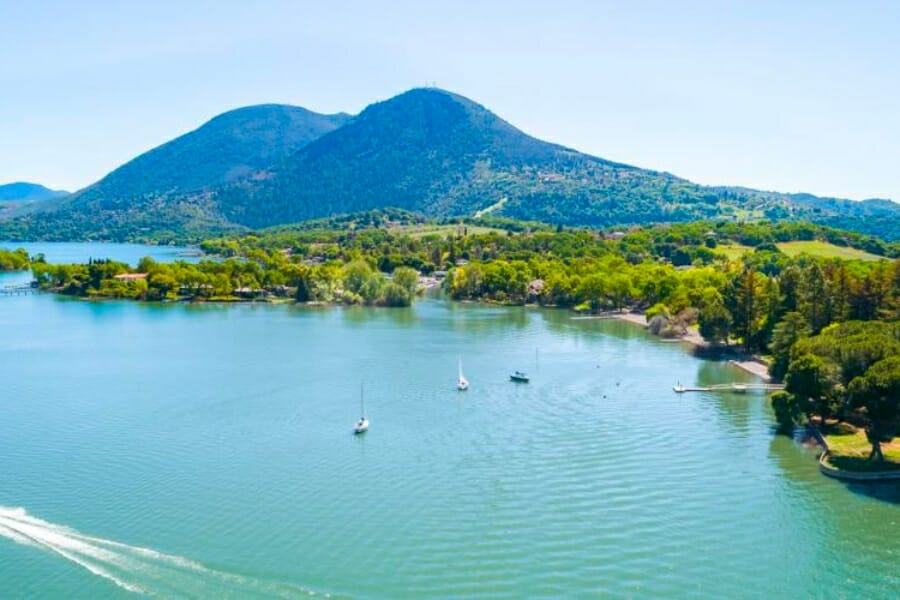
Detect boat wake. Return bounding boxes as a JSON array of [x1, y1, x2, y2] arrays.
[[0, 505, 322, 598]]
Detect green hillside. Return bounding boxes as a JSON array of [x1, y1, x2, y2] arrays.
[[80, 104, 350, 198], [2, 105, 349, 240], [213, 89, 899, 236], [776, 240, 889, 261], [215, 89, 773, 229], [2, 88, 898, 242]]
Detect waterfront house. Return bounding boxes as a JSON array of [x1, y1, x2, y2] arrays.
[[113, 273, 148, 281]]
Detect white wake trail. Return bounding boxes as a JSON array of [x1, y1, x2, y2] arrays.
[[0, 506, 323, 598], [0, 509, 146, 594]]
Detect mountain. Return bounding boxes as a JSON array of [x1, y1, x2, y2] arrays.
[[216, 89, 634, 226], [0, 182, 68, 220], [4, 104, 350, 240], [2, 89, 898, 242], [0, 182, 67, 203], [217, 89, 736, 228], [76, 104, 351, 201], [214, 89, 899, 237]]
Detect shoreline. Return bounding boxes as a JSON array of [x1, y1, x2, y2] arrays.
[[819, 452, 900, 481], [40, 290, 770, 383], [605, 310, 773, 383]]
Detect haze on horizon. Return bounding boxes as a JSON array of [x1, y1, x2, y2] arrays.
[[2, 0, 898, 203]]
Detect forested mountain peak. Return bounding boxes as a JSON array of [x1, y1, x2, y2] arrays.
[[2, 88, 898, 242], [69, 103, 351, 201]]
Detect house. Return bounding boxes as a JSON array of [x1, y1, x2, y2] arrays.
[[234, 287, 268, 299], [113, 273, 148, 281], [179, 283, 213, 295], [527, 279, 545, 301]]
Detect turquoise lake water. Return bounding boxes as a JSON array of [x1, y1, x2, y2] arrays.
[[0, 243, 897, 598]]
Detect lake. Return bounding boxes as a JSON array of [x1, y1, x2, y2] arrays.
[[0, 243, 897, 598]]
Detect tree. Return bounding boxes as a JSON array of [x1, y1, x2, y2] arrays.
[[724, 267, 769, 351], [383, 282, 412, 307], [799, 262, 828, 333], [847, 356, 900, 462], [359, 273, 384, 305], [0, 248, 30, 271], [392, 266, 419, 296], [793, 321, 900, 385], [778, 264, 801, 314], [784, 354, 841, 429], [671, 247, 693, 266], [148, 272, 178, 299], [137, 256, 157, 272], [576, 274, 607, 311], [768, 312, 810, 381], [771, 391, 803, 432], [698, 300, 732, 345], [343, 260, 375, 296], [295, 275, 311, 302], [605, 272, 635, 309]]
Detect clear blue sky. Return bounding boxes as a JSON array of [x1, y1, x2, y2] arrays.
[[2, 0, 898, 201]]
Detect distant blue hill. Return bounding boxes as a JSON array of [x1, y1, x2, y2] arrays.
[[0, 182, 68, 203]]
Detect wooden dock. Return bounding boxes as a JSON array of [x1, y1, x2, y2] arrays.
[[673, 383, 784, 394], [0, 284, 40, 296]]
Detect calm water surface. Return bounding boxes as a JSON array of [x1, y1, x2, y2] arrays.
[[0, 243, 897, 598]]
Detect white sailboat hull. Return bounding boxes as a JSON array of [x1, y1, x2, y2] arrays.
[[354, 383, 368, 433], [457, 358, 469, 391]]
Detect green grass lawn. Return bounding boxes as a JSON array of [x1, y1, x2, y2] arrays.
[[776, 241, 889, 261], [396, 224, 504, 238], [713, 242, 754, 261], [824, 428, 900, 472]]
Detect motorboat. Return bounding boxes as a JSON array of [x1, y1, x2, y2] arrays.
[[510, 370, 530, 383]]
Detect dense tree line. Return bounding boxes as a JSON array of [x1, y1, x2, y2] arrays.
[[32, 256, 420, 307], [771, 322, 900, 464], [0, 247, 29, 271], [201, 214, 899, 263]]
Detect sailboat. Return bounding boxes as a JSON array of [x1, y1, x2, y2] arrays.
[[354, 383, 369, 434], [457, 358, 469, 391]]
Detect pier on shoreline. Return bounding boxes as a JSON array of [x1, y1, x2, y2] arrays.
[[674, 382, 784, 394]]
